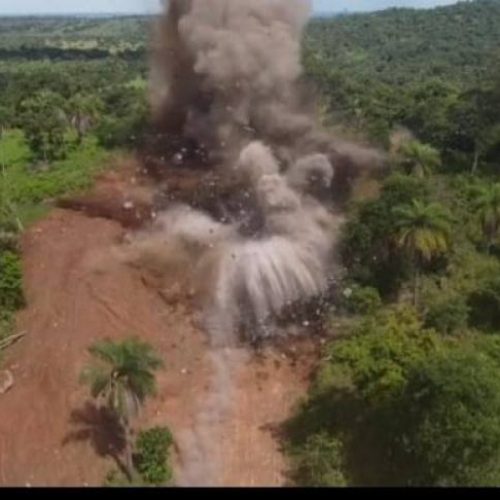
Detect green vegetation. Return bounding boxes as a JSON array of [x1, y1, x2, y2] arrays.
[[2, 131, 109, 207], [474, 183, 500, 251], [390, 345, 500, 486], [305, 0, 500, 158], [0, 250, 24, 344], [104, 426, 174, 487], [393, 200, 452, 305], [104, 427, 173, 487], [287, 307, 440, 486], [289, 0, 500, 487], [0, 250, 24, 311], [135, 427, 174, 485], [81, 338, 164, 481]]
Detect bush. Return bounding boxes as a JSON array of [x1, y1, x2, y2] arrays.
[[290, 432, 347, 487], [390, 347, 500, 486], [467, 276, 500, 332], [326, 306, 438, 402], [134, 427, 173, 485], [286, 307, 441, 486], [0, 250, 25, 311], [341, 285, 382, 315], [95, 115, 145, 149], [424, 293, 470, 335], [3, 133, 109, 208]]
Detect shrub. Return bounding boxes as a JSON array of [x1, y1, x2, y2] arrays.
[[467, 276, 500, 332], [290, 432, 347, 487], [424, 293, 470, 335], [341, 285, 382, 315], [390, 347, 500, 486], [0, 250, 25, 311], [134, 427, 174, 485], [286, 307, 441, 486], [327, 306, 438, 402], [96, 116, 143, 149]]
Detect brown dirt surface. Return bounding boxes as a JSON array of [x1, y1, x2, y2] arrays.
[[0, 165, 318, 487], [56, 156, 156, 229]]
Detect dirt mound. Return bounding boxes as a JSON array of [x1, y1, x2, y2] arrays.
[[56, 157, 155, 229], [0, 165, 318, 486], [56, 156, 248, 229]]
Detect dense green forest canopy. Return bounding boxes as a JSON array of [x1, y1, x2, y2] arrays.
[[304, 0, 500, 156], [306, 0, 500, 88]]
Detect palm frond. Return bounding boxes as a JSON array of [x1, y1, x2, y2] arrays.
[[80, 365, 113, 399], [82, 337, 164, 422], [393, 199, 452, 261]]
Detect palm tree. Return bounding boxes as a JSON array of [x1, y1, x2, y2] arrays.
[[80, 337, 164, 480], [393, 200, 452, 306], [474, 184, 500, 252], [68, 93, 103, 144], [395, 140, 441, 179]]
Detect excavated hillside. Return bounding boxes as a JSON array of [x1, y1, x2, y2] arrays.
[[0, 159, 321, 486]]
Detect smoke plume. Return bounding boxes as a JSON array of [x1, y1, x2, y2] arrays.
[[125, 0, 384, 485]]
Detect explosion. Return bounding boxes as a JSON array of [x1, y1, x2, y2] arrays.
[[123, 0, 383, 485]]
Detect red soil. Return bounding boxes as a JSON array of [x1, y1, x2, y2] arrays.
[[0, 165, 317, 486]]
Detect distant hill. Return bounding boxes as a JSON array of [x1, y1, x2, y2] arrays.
[[305, 0, 500, 87], [0, 16, 152, 51], [1, 0, 499, 86]]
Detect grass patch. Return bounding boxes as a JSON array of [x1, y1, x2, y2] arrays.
[[1, 130, 110, 205], [1, 129, 112, 227]]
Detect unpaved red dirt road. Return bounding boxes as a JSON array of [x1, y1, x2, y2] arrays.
[[0, 168, 317, 486]]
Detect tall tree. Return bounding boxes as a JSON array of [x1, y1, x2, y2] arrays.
[[81, 337, 164, 480], [450, 88, 500, 173], [18, 90, 67, 162], [393, 200, 452, 305], [394, 140, 441, 178], [68, 93, 103, 144], [474, 184, 500, 252]]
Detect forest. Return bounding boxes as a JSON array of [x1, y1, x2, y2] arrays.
[[1, 0, 500, 487], [290, 0, 500, 486]]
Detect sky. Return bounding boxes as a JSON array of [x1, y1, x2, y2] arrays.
[[0, 0, 463, 16]]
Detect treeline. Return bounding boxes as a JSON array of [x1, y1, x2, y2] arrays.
[[0, 16, 150, 50], [0, 46, 145, 62], [0, 57, 148, 160]]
